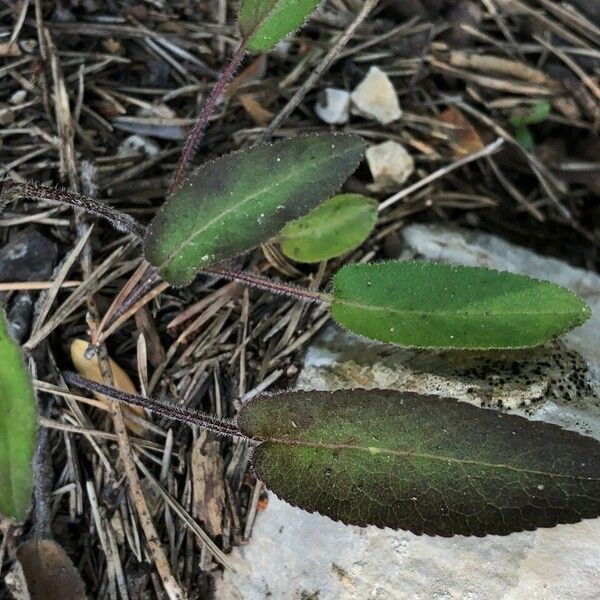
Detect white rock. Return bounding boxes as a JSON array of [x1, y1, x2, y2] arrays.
[[350, 66, 401, 125], [216, 225, 600, 600], [118, 134, 160, 158], [366, 140, 414, 186], [9, 90, 27, 105], [315, 88, 350, 125]]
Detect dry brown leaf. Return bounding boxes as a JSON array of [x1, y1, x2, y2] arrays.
[[191, 431, 225, 538], [16, 539, 87, 600], [225, 55, 267, 98], [0, 42, 22, 58], [70, 339, 147, 435], [439, 106, 484, 156], [239, 94, 274, 126]]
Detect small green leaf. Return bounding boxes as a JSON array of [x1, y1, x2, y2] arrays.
[[238, 389, 600, 535], [510, 101, 551, 128], [514, 125, 534, 152], [0, 309, 37, 522], [279, 194, 378, 263], [239, 0, 321, 52], [145, 134, 365, 286], [330, 261, 591, 349]]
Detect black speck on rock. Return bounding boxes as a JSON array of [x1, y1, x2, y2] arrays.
[[0, 230, 57, 282]]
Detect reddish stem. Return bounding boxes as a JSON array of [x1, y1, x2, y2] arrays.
[[169, 43, 247, 195], [64, 372, 244, 439], [202, 266, 331, 305], [1, 179, 145, 238]]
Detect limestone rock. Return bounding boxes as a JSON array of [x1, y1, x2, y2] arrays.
[[315, 88, 350, 125], [118, 134, 160, 158], [350, 66, 401, 125], [366, 140, 414, 186], [216, 225, 600, 600]]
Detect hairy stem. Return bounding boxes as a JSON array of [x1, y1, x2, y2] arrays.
[[1, 179, 145, 238], [64, 372, 244, 439], [202, 266, 332, 305], [169, 43, 246, 195]]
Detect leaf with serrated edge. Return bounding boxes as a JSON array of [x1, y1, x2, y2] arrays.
[[239, 0, 321, 52], [279, 194, 378, 263], [331, 261, 590, 349], [145, 134, 365, 286], [238, 389, 600, 536], [0, 309, 37, 521]]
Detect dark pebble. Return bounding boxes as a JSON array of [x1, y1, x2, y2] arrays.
[[0, 230, 57, 282]]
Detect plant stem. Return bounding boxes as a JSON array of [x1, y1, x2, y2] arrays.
[[64, 372, 245, 439], [169, 43, 246, 195], [1, 179, 145, 239], [202, 266, 332, 305]]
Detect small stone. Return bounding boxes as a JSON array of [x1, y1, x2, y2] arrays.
[[0, 230, 57, 283], [315, 88, 350, 125], [118, 134, 160, 158], [7, 293, 33, 344], [350, 66, 401, 125], [9, 90, 27, 105], [366, 140, 414, 186]]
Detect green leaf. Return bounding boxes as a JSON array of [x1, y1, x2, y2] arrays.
[[239, 0, 321, 52], [510, 101, 551, 128], [0, 309, 37, 522], [279, 194, 378, 263], [330, 261, 591, 349], [145, 134, 365, 286], [514, 125, 534, 152], [238, 388, 600, 535]]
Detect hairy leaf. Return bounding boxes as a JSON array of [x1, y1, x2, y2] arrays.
[[239, 0, 321, 52], [145, 134, 365, 286], [279, 194, 378, 263], [0, 309, 37, 521], [331, 261, 590, 349], [510, 101, 551, 128], [238, 389, 600, 536]]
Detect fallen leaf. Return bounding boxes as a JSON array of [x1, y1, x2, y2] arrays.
[[70, 339, 147, 435], [226, 55, 267, 98], [239, 94, 273, 126], [16, 539, 87, 600], [439, 106, 484, 156]]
